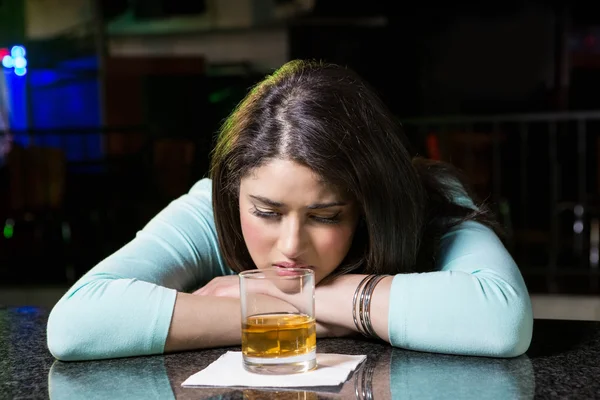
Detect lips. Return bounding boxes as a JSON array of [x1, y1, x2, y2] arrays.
[[273, 262, 312, 269]]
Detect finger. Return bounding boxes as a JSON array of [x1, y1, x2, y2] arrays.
[[215, 287, 238, 298], [193, 285, 210, 296]]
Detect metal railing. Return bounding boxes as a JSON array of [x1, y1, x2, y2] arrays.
[[403, 111, 600, 292]]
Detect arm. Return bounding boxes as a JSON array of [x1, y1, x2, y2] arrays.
[[316, 221, 533, 357], [166, 285, 353, 352], [47, 179, 235, 361]]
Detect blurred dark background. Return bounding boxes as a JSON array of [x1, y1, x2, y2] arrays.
[[2, 0, 600, 317]]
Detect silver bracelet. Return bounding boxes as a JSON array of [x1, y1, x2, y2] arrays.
[[358, 275, 377, 337], [362, 275, 389, 340], [352, 275, 375, 336]]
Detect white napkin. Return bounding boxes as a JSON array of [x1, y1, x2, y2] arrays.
[[181, 351, 366, 388]]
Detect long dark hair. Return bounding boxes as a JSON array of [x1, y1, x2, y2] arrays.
[[210, 59, 498, 275]]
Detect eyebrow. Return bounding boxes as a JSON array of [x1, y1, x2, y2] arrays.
[[249, 195, 347, 209]]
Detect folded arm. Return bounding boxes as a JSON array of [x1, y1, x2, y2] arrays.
[[316, 221, 533, 357], [47, 179, 234, 361]]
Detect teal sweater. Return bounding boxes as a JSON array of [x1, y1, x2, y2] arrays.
[[46, 178, 533, 361]]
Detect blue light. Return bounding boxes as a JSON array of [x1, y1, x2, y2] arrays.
[[3, 46, 27, 76], [13, 56, 27, 69], [15, 306, 39, 314], [2, 55, 13, 68], [11, 45, 25, 58]]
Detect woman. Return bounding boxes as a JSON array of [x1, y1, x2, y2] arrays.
[[47, 60, 533, 361]]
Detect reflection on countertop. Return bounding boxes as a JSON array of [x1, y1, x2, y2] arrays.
[[3, 307, 600, 399], [47, 345, 534, 400]]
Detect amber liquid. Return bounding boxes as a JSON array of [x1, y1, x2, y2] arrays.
[[242, 313, 316, 359]]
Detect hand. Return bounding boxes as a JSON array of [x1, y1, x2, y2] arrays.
[[193, 275, 355, 338], [193, 275, 240, 298], [193, 275, 281, 298], [194, 274, 296, 300], [317, 321, 356, 339]]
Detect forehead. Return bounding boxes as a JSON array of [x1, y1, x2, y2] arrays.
[[240, 159, 344, 200]]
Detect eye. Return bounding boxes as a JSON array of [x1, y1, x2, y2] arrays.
[[251, 207, 280, 220], [311, 212, 341, 225]]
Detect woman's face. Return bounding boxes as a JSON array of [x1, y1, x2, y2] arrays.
[[239, 159, 360, 284]]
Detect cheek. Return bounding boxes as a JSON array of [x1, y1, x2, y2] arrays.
[[240, 214, 272, 257], [313, 226, 355, 262]]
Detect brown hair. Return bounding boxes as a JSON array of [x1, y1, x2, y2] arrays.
[[210, 59, 497, 275]]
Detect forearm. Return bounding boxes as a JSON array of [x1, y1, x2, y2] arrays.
[[388, 270, 533, 357], [165, 292, 345, 353], [316, 270, 532, 358], [315, 274, 393, 342], [165, 292, 242, 352]]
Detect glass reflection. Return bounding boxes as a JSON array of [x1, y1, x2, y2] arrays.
[[243, 389, 318, 399]]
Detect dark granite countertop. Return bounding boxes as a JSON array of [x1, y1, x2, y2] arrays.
[[1, 306, 600, 399]]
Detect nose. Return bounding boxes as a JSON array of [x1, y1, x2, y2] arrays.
[[277, 217, 307, 260]]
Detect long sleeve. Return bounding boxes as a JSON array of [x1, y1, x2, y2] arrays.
[[387, 221, 533, 357], [47, 178, 233, 361]]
